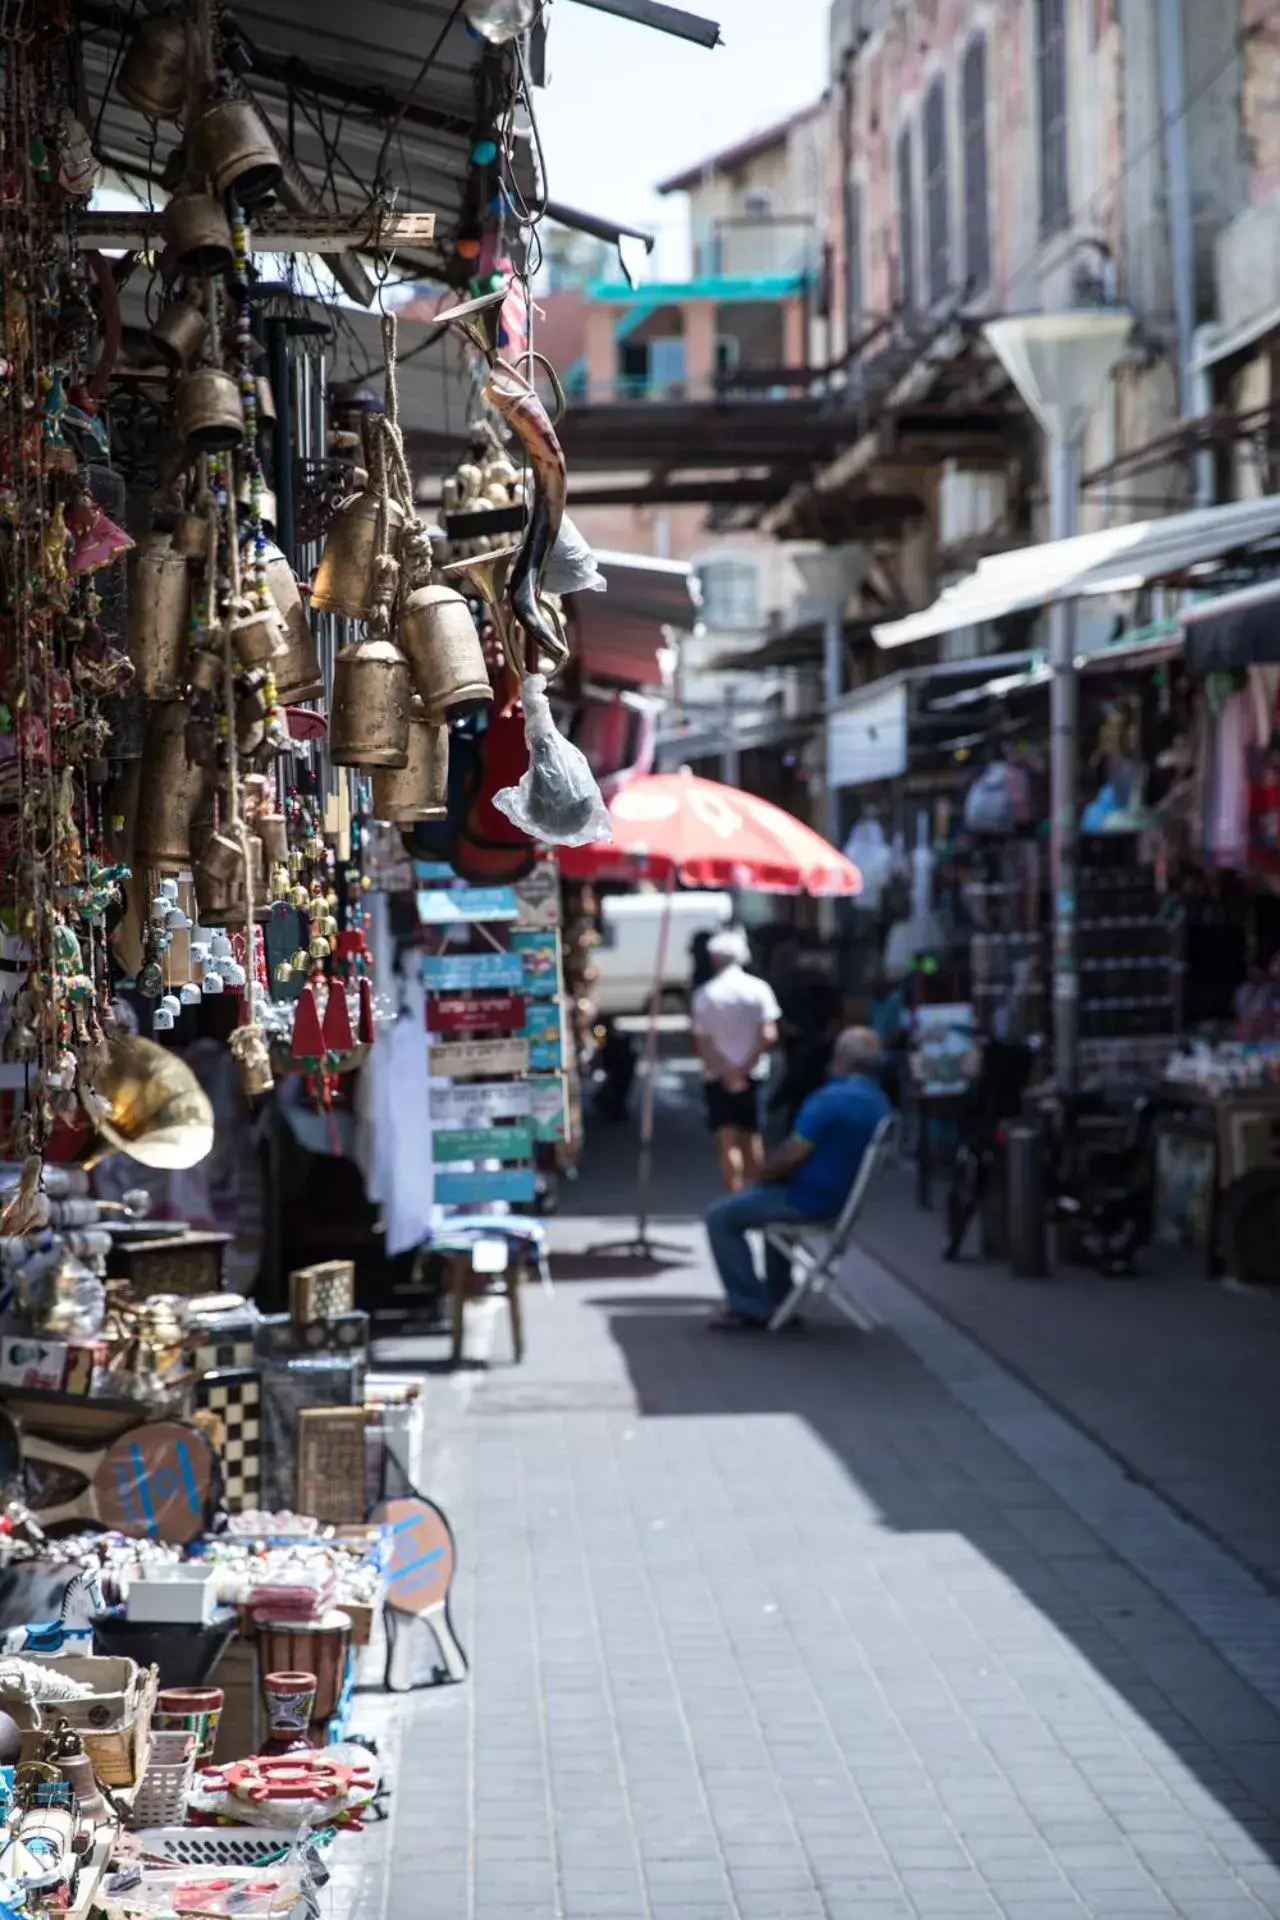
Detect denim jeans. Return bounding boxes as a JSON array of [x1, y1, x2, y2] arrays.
[[704, 1185, 813, 1322]]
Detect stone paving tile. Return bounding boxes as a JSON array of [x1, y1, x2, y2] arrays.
[[384, 1222, 1280, 1920]]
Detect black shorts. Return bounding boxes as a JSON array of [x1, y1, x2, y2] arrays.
[[705, 1080, 763, 1135]]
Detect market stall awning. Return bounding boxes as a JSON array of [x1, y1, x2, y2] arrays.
[[1181, 578, 1280, 672], [568, 551, 699, 688], [873, 494, 1280, 651]]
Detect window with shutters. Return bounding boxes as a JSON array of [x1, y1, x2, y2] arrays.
[[845, 177, 863, 339], [924, 77, 950, 306], [897, 125, 917, 314], [962, 34, 991, 293], [1037, 0, 1069, 236]]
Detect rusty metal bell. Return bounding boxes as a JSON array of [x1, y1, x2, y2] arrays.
[[189, 646, 222, 695], [329, 636, 412, 768], [151, 299, 208, 372], [118, 9, 189, 122], [176, 369, 245, 455], [262, 545, 323, 703], [134, 704, 211, 871], [370, 699, 449, 821], [171, 507, 210, 559], [196, 95, 282, 205], [311, 490, 406, 622], [162, 192, 235, 278], [199, 829, 245, 886], [256, 812, 289, 864], [128, 532, 190, 698], [398, 581, 493, 719], [231, 597, 284, 669]]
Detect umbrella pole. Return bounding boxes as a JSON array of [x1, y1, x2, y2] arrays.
[[590, 862, 687, 1263]]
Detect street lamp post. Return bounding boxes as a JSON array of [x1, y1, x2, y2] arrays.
[[982, 312, 1132, 1092]]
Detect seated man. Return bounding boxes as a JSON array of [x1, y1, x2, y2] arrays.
[[704, 1026, 890, 1329]]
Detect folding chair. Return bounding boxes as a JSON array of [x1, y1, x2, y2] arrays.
[[764, 1116, 896, 1333]]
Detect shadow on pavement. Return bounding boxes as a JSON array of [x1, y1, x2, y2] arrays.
[[587, 1285, 1280, 1857]]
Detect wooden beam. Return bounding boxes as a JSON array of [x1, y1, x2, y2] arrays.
[[75, 210, 436, 253]]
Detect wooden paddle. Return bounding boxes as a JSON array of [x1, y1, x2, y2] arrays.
[[369, 1493, 467, 1685], [18, 1418, 217, 1543]]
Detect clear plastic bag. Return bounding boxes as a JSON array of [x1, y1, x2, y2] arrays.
[[541, 510, 606, 596], [493, 674, 612, 847]]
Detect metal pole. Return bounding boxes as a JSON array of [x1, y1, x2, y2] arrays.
[[822, 599, 843, 847], [721, 685, 740, 788], [1049, 435, 1081, 1092], [633, 863, 677, 1251], [1158, 0, 1196, 420]]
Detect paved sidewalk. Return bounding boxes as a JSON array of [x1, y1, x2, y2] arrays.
[[856, 1169, 1280, 1592], [389, 1221, 1280, 1920]]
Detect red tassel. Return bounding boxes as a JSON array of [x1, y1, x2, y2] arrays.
[[322, 978, 354, 1053], [291, 983, 324, 1059], [357, 976, 375, 1046]]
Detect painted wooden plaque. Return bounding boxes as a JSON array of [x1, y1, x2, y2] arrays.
[[427, 1037, 530, 1079], [431, 1080, 535, 1126], [431, 1124, 535, 1163], [417, 885, 518, 925], [421, 952, 524, 992], [512, 929, 559, 997], [426, 992, 526, 1034], [514, 863, 561, 929]]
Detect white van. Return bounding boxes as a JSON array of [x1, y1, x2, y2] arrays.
[[593, 890, 733, 1018]]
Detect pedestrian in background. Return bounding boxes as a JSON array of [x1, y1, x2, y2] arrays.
[[691, 928, 780, 1193]]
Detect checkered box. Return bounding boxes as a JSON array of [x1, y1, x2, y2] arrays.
[[195, 1368, 262, 1516]]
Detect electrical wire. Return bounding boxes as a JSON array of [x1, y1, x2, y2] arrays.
[[372, 0, 469, 196]]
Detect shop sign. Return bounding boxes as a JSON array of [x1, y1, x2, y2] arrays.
[[413, 861, 458, 883], [417, 885, 518, 925], [431, 1080, 535, 1126], [421, 951, 524, 991], [428, 1037, 530, 1078], [515, 862, 561, 929], [431, 1124, 534, 1163], [512, 929, 559, 996], [427, 993, 526, 1034], [436, 1167, 537, 1205], [529, 1075, 567, 1141], [529, 1038, 562, 1071]]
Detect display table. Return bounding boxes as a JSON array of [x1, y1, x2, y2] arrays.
[[1152, 1080, 1280, 1275]]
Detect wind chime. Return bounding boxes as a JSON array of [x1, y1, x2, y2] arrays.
[[0, 14, 138, 1221]]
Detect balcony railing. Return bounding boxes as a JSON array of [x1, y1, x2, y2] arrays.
[[693, 216, 818, 283]]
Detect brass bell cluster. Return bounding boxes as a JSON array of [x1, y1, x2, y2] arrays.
[[311, 312, 496, 812]]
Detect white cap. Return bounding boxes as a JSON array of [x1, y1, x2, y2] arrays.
[[707, 928, 750, 965]]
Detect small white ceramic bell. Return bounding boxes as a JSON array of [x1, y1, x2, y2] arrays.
[[222, 961, 246, 988], [201, 970, 224, 996], [152, 1004, 175, 1031], [210, 932, 232, 960], [160, 993, 182, 1019], [160, 878, 180, 901], [166, 908, 192, 931], [150, 894, 171, 923], [179, 982, 202, 1006]]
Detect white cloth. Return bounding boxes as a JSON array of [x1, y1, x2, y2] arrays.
[[380, 973, 435, 1257], [691, 964, 781, 1078]]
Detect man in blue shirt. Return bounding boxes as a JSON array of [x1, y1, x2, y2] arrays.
[[704, 1027, 890, 1329]]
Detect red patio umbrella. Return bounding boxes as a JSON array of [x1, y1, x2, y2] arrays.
[[565, 772, 862, 1261], [560, 771, 862, 896]]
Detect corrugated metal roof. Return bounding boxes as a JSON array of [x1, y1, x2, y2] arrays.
[[78, 0, 500, 283]]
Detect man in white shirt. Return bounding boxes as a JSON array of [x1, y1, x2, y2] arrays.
[[690, 929, 781, 1193]]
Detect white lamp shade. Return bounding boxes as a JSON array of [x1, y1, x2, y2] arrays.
[[984, 311, 1133, 445]]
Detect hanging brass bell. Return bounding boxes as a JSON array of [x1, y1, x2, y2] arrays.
[[151, 299, 208, 373], [309, 935, 331, 961], [262, 545, 323, 703], [117, 8, 189, 121], [199, 829, 246, 887], [398, 580, 493, 719], [311, 490, 406, 622], [290, 948, 310, 972], [274, 959, 295, 986], [230, 596, 284, 669], [134, 703, 211, 871], [230, 1022, 275, 1097], [171, 506, 211, 559], [162, 192, 235, 278], [195, 95, 282, 205], [329, 636, 411, 768], [190, 646, 223, 695], [176, 369, 245, 455], [128, 531, 190, 698], [290, 883, 310, 910], [255, 377, 277, 424], [370, 698, 449, 821], [258, 813, 289, 864]]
